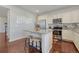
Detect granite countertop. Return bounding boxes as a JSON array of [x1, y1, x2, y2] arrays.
[[24, 29, 52, 34]]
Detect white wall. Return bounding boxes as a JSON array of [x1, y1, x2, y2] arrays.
[[2, 6, 36, 42]]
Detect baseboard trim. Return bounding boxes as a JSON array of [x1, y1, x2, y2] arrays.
[[9, 36, 27, 42], [62, 39, 73, 43]]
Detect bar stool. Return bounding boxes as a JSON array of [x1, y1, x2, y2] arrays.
[[25, 34, 42, 53]]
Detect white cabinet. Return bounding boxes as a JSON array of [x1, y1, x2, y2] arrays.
[[62, 30, 79, 51], [47, 19, 52, 25], [38, 16, 47, 21], [71, 10, 79, 23], [73, 33, 79, 51], [53, 14, 58, 19], [51, 12, 72, 23], [62, 10, 79, 23], [46, 16, 53, 24], [62, 30, 74, 41], [62, 12, 72, 23]]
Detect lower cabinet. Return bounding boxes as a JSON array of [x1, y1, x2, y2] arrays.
[[62, 30, 79, 51], [62, 30, 74, 41], [73, 33, 79, 51]]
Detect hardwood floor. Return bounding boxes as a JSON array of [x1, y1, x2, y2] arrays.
[[0, 33, 8, 53], [52, 39, 79, 53], [8, 38, 41, 53], [8, 38, 28, 53], [0, 37, 78, 53], [8, 38, 78, 53]]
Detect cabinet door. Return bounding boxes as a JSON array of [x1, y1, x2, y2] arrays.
[[47, 16, 53, 24], [53, 14, 58, 19], [73, 33, 79, 50], [71, 10, 79, 23], [62, 12, 72, 23], [62, 30, 74, 41]]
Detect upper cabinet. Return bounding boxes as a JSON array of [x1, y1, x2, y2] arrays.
[[71, 10, 79, 23], [59, 10, 79, 23], [38, 9, 79, 24], [62, 12, 72, 23], [49, 12, 72, 23], [53, 14, 58, 19]]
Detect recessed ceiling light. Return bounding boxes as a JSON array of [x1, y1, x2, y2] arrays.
[[36, 10, 39, 13]]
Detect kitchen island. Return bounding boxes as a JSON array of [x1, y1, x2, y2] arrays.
[[24, 29, 52, 53]]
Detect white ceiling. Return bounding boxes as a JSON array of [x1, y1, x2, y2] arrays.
[[15, 5, 73, 15], [0, 6, 8, 17]]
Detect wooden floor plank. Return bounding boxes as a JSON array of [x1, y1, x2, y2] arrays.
[[0, 37, 78, 53], [53, 40, 78, 53]]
